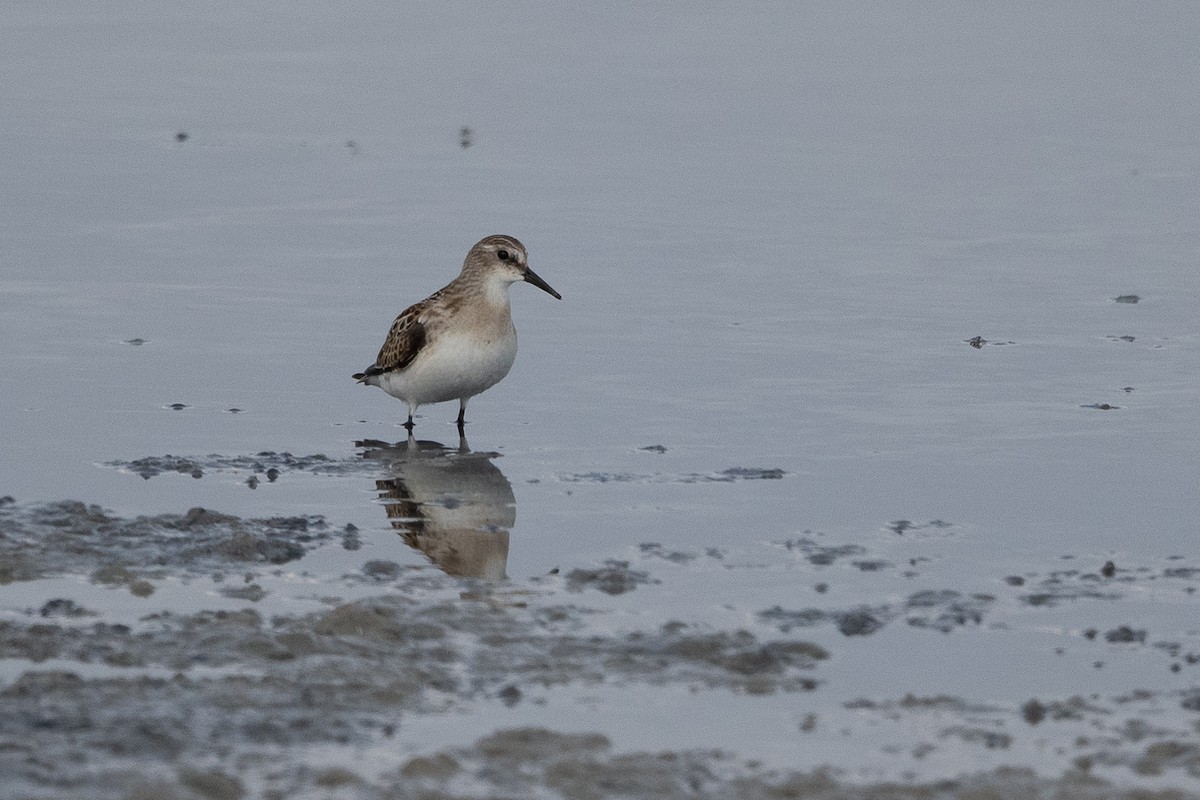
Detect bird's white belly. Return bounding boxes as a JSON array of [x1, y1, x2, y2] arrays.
[[379, 330, 517, 406]]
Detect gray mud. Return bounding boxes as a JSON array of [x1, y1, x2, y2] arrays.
[[0, 496, 336, 583], [3, 493, 1200, 798], [104, 452, 788, 487]]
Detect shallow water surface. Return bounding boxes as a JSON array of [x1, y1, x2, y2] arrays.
[[2, 3, 1199, 798]]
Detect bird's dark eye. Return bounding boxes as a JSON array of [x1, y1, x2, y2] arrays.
[[497, 249, 510, 261]]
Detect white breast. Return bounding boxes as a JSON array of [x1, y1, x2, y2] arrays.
[[379, 329, 518, 406]]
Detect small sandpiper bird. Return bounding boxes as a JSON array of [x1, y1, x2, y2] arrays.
[[353, 235, 561, 430]]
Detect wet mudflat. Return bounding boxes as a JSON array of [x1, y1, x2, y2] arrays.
[[2, 446, 1199, 798], [3, 3, 1200, 799]]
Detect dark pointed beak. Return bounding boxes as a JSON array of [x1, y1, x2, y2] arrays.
[[524, 267, 561, 299]]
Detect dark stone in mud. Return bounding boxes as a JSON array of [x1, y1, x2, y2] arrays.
[[565, 560, 657, 595], [1105, 626, 1147, 644], [119, 455, 204, 479], [220, 583, 266, 602], [887, 519, 953, 536], [836, 608, 885, 637], [362, 560, 402, 579], [93, 565, 153, 599], [905, 590, 992, 633], [1102, 560, 1117, 578], [32, 499, 116, 529], [40, 598, 93, 618], [907, 590, 957, 608], [782, 536, 866, 566], [713, 467, 785, 481], [758, 606, 828, 632], [1022, 699, 1047, 725]]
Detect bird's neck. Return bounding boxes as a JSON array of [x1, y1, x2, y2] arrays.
[[454, 273, 512, 309]]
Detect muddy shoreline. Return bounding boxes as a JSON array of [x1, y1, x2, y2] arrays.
[[3, 486, 1199, 798]]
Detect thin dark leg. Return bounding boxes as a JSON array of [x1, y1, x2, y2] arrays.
[[455, 400, 466, 432], [403, 413, 414, 431]]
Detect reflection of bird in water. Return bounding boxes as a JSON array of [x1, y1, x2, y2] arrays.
[[358, 435, 514, 579]]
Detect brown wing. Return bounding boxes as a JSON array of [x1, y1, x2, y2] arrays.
[[352, 307, 428, 382]]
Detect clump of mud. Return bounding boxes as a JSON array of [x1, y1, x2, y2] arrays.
[[565, 559, 658, 594], [105, 451, 352, 480], [0, 498, 336, 582]]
